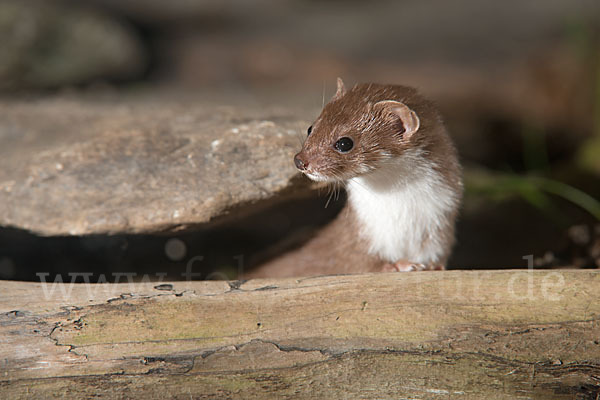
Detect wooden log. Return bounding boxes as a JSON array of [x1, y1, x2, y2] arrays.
[[1, 270, 599, 399]]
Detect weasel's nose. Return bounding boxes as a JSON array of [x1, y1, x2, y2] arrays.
[[294, 154, 308, 171]]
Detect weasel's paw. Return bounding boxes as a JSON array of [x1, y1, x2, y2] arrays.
[[382, 261, 445, 272]]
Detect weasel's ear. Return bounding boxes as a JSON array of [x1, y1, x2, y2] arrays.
[[332, 77, 347, 100], [373, 100, 420, 138]]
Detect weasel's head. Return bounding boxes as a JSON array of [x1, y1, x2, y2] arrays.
[[294, 79, 422, 183]]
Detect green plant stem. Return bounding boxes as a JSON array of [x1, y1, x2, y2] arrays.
[[530, 176, 600, 221]]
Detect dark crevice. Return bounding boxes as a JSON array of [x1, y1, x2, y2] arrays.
[[0, 191, 342, 282]]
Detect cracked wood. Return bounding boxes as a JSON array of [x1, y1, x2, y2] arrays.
[[0, 271, 599, 399]]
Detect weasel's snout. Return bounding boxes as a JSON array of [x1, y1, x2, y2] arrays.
[[294, 153, 308, 171]]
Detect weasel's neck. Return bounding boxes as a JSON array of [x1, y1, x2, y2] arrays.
[[346, 152, 457, 265]]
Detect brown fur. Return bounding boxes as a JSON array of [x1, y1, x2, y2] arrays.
[[244, 82, 462, 279], [245, 205, 382, 278]]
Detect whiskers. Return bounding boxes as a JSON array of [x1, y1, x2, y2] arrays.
[[294, 126, 305, 147], [310, 166, 377, 208], [324, 180, 343, 208], [319, 168, 356, 208]]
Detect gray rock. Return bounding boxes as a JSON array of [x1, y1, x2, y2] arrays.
[[0, 0, 145, 90], [79, 0, 273, 24], [0, 94, 310, 235]]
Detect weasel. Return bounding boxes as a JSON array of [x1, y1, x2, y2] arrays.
[[246, 79, 463, 278]]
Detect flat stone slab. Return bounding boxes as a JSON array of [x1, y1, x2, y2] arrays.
[[0, 94, 310, 235]]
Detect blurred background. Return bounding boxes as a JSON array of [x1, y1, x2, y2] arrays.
[[1, 0, 600, 280]]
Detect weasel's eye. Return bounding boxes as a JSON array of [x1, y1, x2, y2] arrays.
[[334, 137, 353, 153], [307, 125, 313, 136]]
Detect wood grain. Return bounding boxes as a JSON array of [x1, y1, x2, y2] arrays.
[[1, 271, 599, 399]]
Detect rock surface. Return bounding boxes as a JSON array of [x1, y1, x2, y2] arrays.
[[0, 0, 145, 90], [0, 93, 311, 235]]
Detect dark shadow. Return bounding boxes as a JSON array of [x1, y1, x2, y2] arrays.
[[0, 190, 343, 282]]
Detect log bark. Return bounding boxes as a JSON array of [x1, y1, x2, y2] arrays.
[[1, 270, 599, 399]]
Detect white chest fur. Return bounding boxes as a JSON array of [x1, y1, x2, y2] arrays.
[[346, 155, 458, 264]]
